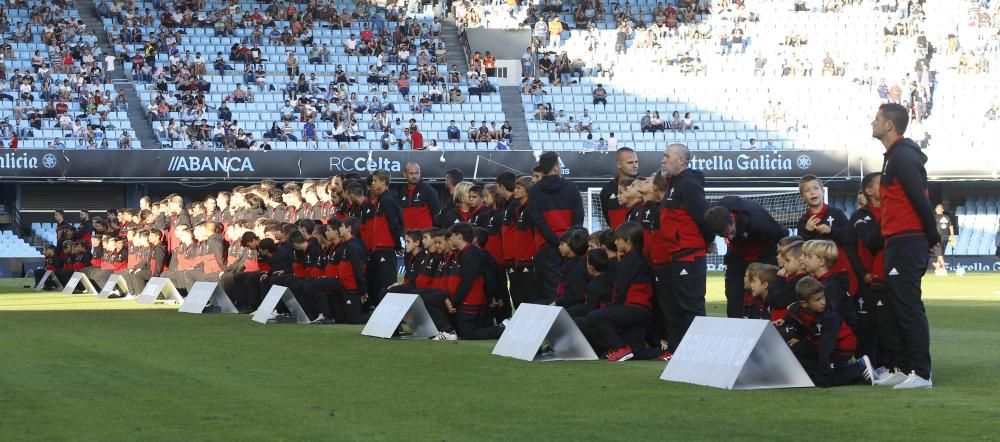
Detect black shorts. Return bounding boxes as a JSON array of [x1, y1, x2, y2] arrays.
[[932, 238, 947, 257]]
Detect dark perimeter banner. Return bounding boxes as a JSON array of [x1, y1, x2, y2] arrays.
[[0, 149, 912, 182]]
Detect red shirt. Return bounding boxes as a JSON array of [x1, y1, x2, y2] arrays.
[[410, 131, 424, 150]]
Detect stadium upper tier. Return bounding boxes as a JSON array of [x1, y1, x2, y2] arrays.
[[1, 0, 996, 151]]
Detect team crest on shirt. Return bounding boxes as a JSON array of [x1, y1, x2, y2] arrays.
[[815, 323, 823, 334], [826, 216, 834, 224]]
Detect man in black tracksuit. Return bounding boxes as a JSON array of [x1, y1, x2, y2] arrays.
[[871, 103, 938, 387], [659, 144, 714, 351], [704, 196, 788, 318], [527, 152, 584, 304], [365, 170, 404, 309], [599, 147, 639, 230]]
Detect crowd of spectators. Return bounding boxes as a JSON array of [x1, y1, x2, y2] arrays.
[[0, 0, 132, 150], [95, 0, 500, 150]]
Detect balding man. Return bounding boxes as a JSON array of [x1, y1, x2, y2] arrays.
[[398, 162, 441, 231], [658, 144, 714, 354], [599, 147, 639, 229]]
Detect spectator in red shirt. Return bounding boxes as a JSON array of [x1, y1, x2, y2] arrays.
[[411, 127, 424, 150]]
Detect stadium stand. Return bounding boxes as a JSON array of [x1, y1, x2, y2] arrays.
[[516, 0, 938, 151], [0, 230, 43, 258], [0, 1, 138, 149], [0, 0, 994, 152], [99, 0, 508, 150]]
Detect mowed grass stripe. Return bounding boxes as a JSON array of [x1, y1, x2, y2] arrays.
[[1, 276, 999, 440]]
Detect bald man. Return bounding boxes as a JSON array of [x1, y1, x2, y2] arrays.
[[599, 147, 639, 230], [657, 144, 714, 353], [398, 162, 441, 230]]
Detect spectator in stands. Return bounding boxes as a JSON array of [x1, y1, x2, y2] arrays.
[[447, 120, 461, 141], [218, 104, 232, 122], [548, 16, 564, 47], [554, 110, 569, 131], [397, 75, 410, 97], [668, 111, 683, 132], [593, 84, 608, 107], [280, 121, 298, 142], [577, 110, 594, 133], [651, 112, 665, 132], [640, 111, 653, 133], [682, 112, 696, 131]]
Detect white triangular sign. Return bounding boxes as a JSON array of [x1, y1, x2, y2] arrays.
[[61, 272, 98, 295], [136, 277, 184, 304], [179, 281, 239, 314], [660, 317, 814, 390], [492, 304, 598, 362], [98, 274, 131, 299], [251, 285, 310, 324], [361, 292, 439, 339], [35, 270, 64, 291]]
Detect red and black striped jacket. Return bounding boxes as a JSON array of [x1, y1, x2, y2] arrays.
[[527, 175, 584, 249], [610, 250, 653, 310], [337, 237, 367, 294], [399, 181, 440, 230], [879, 137, 939, 245], [403, 249, 427, 286], [323, 241, 342, 277], [600, 176, 629, 230], [659, 168, 712, 263], [415, 252, 441, 289], [447, 244, 487, 308], [362, 191, 403, 252], [846, 204, 885, 286]]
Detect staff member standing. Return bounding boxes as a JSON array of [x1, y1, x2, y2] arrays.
[[932, 204, 954, 275], [704, 196, 788, 318], [528, 152, 584, 304], [658, 144, 713, 353], [599, 147, 638, 230], [871, 102, 938, 389], [398, 162, 440, 231]]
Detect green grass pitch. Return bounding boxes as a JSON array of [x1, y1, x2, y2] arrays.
[[1, 274, 999, 440]]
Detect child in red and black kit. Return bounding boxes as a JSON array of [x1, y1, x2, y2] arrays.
[[797, 175, 854, 293], [803, 239, 859, 336], [775, 277, 875, 387], [741, 262, 764, 318], [582, 222, 668, 361], [745, 264, 778, 320], [567, 248, 613, 319], [554, 228, 589, 310], [767, 239, 807, 323], [34, 245, 63, 290], [423, 223, 506, 341]]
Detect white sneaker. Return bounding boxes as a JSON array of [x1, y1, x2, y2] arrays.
[[858, 355, 876, 386], [894, 372, 933, 389], [309, 313, 327, 324], [875, 369, 909, 387], [874, 366, 889, 380], [431, 331, 458, 341], [122, 294, 137, 301]]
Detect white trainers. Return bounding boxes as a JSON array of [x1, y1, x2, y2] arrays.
[[934, 268, 947, 277], [894, 372, 933, 389], [858, 355, 876, 386], [874, 366, 889, 380], [875, 369, 910, 387], [431, 331, 458, 341], [122, 294, 137, 301]]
